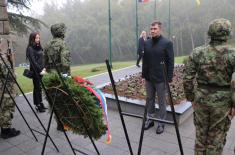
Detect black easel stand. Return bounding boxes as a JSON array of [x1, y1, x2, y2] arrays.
[[32, 55, 100, 155], [0, 71, 38, 141], [105, 59, 184, 155], [105, 59, 133, 155], [137, 61, 184, 155], [0, 54, 59, 152]]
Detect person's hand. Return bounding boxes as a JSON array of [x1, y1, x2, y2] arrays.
[[63, 64, 69, 67], [230, 107, 235, 118], [40, 68, 47, 75], [191, 102, 197, 109]]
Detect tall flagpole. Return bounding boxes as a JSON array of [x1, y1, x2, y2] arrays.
[[168, 0, 171, 38], [108, 0, 112, 68], [154, 0, 157, 20], [135, 0, 139, 57]]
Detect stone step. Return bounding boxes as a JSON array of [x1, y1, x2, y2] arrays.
[[104, 93, 193, 125]]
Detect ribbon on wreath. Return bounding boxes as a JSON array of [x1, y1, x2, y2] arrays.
[[73, 76, 112, 144]]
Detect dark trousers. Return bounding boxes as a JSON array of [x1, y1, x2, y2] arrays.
[[145, 80, 167, 127], [136, 54, 142, 66], [32, 75, 42, 106]]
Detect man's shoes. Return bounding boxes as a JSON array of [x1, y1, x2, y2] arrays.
[[1, 128, 21, 139], [156, 125, 164, 134], [136, 64, 141, 68], [144, 120, 154, 130], [35, 105, 46, 113]]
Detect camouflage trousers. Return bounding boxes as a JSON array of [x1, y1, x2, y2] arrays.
[[193, 103, 231, 155], [0, 80, 16, 128]]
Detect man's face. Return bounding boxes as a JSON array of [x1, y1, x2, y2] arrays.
[[150, 24, 161, 38]]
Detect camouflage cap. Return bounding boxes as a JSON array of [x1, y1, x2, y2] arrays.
[[208, 18, 232, 41], [50, 23, 66, 38]]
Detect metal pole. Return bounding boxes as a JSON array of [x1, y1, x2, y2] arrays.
[[0, 75, 38, 142], [154, 0, 157, 20], [162, 61, 184, 155], [48, 55, 100, 155], [137, 99, 148, 155], [108, 0, 112, 68], [105, 59, 133, 155], [168, 0, 171, 38], [40, 89, 77, 155], [136, 0, 139, 57], [0, 54, 59, 152]]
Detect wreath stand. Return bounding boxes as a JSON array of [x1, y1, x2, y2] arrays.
[[0, 54, 59, 153], [105, 59, 184, 155], [27, 55, 101, 155]]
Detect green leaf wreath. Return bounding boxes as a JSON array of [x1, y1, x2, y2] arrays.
[[42, 73, 107, 140]]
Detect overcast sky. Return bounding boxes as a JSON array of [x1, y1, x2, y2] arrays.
[[30, 0, 69, 15]]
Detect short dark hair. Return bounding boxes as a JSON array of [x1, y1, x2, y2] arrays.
[[151, 21, 162, 28]]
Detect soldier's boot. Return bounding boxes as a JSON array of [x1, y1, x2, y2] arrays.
[[57, 124, 64, 131], [1, 128, 20, 139], [39, 103, 48, 110], [57, 123, 68, 132]]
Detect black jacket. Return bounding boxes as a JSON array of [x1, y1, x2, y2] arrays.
[[27, 46, 44, 73], [142, 35, 174, 83], [137, 37, 145, 55]]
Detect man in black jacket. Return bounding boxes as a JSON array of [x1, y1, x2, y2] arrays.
[[142, 21, 174, 134], [136, 31, 147, 67]]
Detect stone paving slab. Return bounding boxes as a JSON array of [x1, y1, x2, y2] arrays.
[[0, 65, 235, 155]]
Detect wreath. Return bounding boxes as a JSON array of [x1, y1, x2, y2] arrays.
[[42, 73, 110, 140]]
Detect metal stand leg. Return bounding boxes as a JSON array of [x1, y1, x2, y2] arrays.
[[105, 59, 133, 155], [0, 54, 59, 152]]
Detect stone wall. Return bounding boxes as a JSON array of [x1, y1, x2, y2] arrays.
[[0, 0, 13, 67], [0, 0, 9, 35]]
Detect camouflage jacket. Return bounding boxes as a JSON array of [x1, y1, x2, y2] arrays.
[[44, 38, 71, 74], [0, 38, 15, 80], [183, 43, 235, 107], [0, 38, 17, 97]]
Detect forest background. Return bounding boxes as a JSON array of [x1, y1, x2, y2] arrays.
[[12, 0, 235, 65]]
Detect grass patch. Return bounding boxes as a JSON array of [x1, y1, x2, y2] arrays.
[[15, 67, 33, 93], [16, 61, 135, 93], [15, 57, 186, 93], [175, 56, 187, 64]]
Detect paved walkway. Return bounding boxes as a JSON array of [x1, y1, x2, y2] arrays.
[[0, 65, 235, 155]]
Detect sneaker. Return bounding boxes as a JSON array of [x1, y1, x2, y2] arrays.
[[144, 120, 154, 130], [156, 125, 164, 134], [1, 128, 21, 139]]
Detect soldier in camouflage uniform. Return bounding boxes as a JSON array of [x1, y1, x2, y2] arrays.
[[44, 23, 71, 131], [183, 18, 235, 155], [44, 23, 71, 76], [0, 38, 20, 139]]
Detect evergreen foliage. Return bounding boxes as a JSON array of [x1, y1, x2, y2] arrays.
[[7, 0, 48, 35], [43, 73, 107, 139]]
